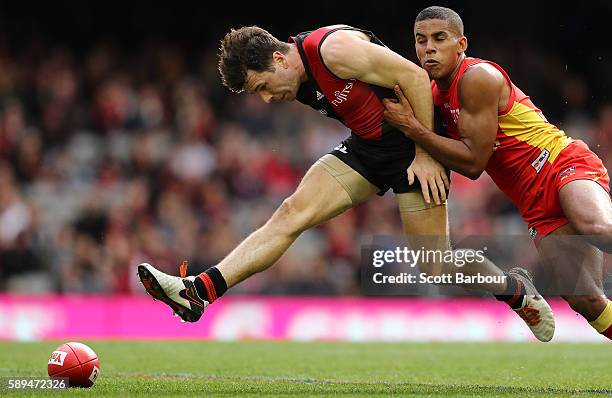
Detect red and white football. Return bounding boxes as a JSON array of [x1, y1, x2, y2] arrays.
[[47, 342, 100, 388]]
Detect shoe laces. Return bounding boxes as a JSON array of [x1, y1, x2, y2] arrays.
[[179, 260, 188, 278], [516, 306, 541, 326]]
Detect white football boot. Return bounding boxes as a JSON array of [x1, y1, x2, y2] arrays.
[[508, 267, 555, 342], [137, 262, 208, 322]]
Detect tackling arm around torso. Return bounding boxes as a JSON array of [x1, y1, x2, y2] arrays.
[[383, 63, 509, 180], [319, 29, 449, 204], [453, 63, 508, 178]]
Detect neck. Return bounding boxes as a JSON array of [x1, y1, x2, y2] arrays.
[[289, 44, 308, 83], [435, 53, 466, 90]]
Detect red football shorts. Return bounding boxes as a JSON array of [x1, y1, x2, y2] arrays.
[[525, 140, 610, 244]]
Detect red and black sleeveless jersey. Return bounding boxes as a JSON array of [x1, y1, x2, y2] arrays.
[[290, 25, 397, 141]]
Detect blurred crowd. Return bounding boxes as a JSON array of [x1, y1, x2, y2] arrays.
[[0, 38, 609, 296]]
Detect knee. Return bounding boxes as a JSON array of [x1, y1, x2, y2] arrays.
[[269, 196, 313, 236], [562, 295, 606, 312], [573, 218, 612, 237], [591, 220, 612, 237]]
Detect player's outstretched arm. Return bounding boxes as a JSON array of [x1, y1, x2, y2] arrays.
[[384, 65, 501, 179], [320, 30, 448, 204]]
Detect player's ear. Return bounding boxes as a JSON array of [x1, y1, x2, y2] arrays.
[[458, 36, 468, 55], [273, 51, 288, 68]]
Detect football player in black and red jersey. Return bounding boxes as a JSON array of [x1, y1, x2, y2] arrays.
[[137, 24, 554, 341]]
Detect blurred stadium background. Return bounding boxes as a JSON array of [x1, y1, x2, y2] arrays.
[[0, 1, 611, 343]]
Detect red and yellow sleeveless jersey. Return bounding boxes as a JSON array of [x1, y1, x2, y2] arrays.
[[432, 57, 573, 215]]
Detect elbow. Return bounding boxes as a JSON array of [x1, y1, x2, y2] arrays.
[[466, 170, 483, 180], [415, 68, 431, 84], [465, 163, 486, 180], [404, 68, 430, 87]]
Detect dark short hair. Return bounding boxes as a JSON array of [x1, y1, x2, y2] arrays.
[[415, 6, 464, 35], [218, 26, 290, 93]]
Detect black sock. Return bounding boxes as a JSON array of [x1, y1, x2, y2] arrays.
[[194, 266, 228, 303], [494, 273, 525, 309]]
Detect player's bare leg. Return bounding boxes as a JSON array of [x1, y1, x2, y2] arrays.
[[215, 155, 377, 287], [399, 200, 508, 293], [559, 179, 612, 253], [138, 155, 378, 322], [539, 224, 606, 312], [551, 180, 612, 339], [399, 197, 554, 342], [398, 195, 450, 262]]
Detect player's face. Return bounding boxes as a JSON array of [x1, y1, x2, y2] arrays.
[[245, 52, 299, 103], [414, 19, 467, 80]]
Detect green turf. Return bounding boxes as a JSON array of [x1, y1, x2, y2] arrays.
[[0, 341, 610, 397]]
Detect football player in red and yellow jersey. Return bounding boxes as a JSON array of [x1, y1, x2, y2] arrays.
[[384, 6, 612, 340]]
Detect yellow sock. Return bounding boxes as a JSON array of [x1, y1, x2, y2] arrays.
[[589, 299, 612, 337]]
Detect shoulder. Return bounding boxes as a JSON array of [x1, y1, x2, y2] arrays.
[[460, 63, 506, 92], [458, 63, 506, 108], [319, 28, 370, 68]]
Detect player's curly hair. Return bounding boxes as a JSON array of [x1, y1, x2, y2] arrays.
[[218, 26, 291, 93], [415, 6, 464, 36]]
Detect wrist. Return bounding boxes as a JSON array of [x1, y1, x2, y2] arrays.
[[402, 121, 430, 141], [414, 146, 430, 156], [414, 122, 433, 139]]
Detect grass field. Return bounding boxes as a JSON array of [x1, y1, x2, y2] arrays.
[[0, 341, 611, 397]]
